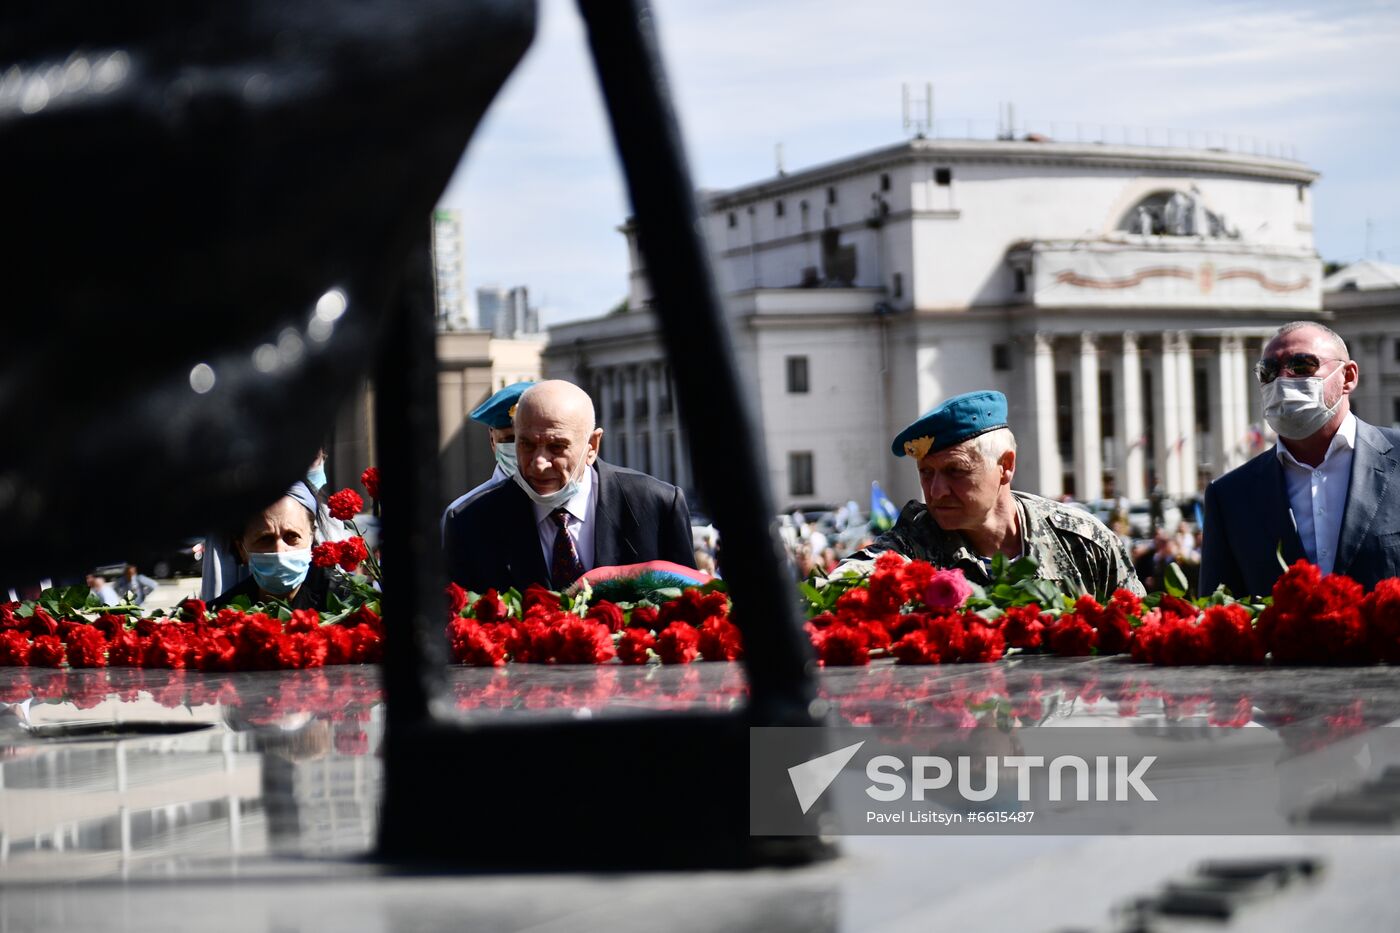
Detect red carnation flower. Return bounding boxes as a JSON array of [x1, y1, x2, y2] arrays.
[[287, 609, 321, 634], [360, 466, 380, 500], [326, 488, 364, 522], [556, 618, 616, 664], [1258, 561, 1367, 664], [312, 542, 341, 569], [337, 536, 368, 572], [1047, 614, 1096, 657], [960, 618, 1006, 663], [107, 629, 148, 667], [999, 605, 1046, 650], [31, 634, 65, 667], [471, 589, 510, 623], [813, 622, 870, 666], [323, 625, 354, 666], [1200, 604, 1264, 665], [891, 629, 940, 664], [1363, 578, 1400, 663], [698, 616, 744, 661], [586, 602, 626, 633], [445, 582, 469, 617], [656, 621, 701, 664], [448, 619, 506, 666], [617, 627, 656, 664], [178, 598, 208, 624], [0, 630, 32, 666], [64, 625, 108, 669], [629, 605, 660, 630]]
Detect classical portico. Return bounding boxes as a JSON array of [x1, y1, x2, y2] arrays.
[[1016, 328, 1272, 501]]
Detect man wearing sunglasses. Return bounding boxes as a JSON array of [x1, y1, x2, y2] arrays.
[[1201, 321, 1400, 596]]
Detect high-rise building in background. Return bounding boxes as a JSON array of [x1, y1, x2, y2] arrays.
[[475, 285, 540, 338], [432, 209, 469, 330]]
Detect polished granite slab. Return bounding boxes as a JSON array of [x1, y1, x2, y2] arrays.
[[2, 658, 1399, 931]]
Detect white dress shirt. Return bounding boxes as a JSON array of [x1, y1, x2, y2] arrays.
[[1276, 413, 1356, 575], [532, 464, 599, 572]]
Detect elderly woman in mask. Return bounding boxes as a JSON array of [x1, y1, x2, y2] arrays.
[[209, 481, 339, 610]]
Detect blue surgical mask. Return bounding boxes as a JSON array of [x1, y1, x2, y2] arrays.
[[512, 458, 586, 510], [247, 548, 312, 595], [307, 464, 327, 491], [494, 443, 518, 477]]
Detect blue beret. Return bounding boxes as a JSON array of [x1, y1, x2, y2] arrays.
[[892, 390, 1009, 458], [469, 381, 535, 429]]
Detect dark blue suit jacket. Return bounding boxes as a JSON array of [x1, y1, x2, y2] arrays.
[[1200, 418, 1400, 596], [443, 459, 695, 593]]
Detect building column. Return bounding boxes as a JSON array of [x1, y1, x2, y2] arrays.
[[1151, 334, 1183, 497], [1209, 334, 1246, 476], [1175, 332, 1198, 496], [646, 363, 662, 478], [1024, 332, 1062, 498], [598, 369, 614, 438], [1072, 332, 1103, 501], [1112, 332, 1147, 500]]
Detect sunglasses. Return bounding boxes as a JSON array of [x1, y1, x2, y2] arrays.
[[1253, 353, 1346, 385]]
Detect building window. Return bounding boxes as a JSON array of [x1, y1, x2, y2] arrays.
[[826, 186, 837, 205], [880, 172, 891, 192], [1297, 184, 1306, 203], [892, 272, 903, 298], [1393, 398, 1400, 427], [727, 211, 737, 228], [786, 355, 810, 394], [992, 344, 1011, 372], [775, 199, 785, 217], [1014, 268, 1027, 292], [1393, 339, 1400, 363], [1194, 365, 1209, 432], [789, 452, 815, 497], [616, 434, 629, 467], [935, 167, 952, 186], [638, 431, 651, 474]]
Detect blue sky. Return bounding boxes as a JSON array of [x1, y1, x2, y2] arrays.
[[439, 0, 1400, 325]]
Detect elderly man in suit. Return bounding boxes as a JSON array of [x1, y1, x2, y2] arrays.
[[443, 380, 695, 593], [1201, 321, 1400, 596]]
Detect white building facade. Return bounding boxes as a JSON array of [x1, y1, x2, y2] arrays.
[[1327, 260, 1400, 431], [545, 139, 1321, 511]]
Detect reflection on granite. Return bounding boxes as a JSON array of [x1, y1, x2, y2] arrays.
[[2, 657, 1398, 884]]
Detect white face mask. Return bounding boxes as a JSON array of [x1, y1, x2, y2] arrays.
[[513, 454, 588, 509], [1262, 370, 1342, 439], [493, 442, 518, 477]]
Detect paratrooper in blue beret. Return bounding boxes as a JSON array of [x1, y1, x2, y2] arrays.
[[440, 381, 535, 539], [846, 390, 1144, 601]]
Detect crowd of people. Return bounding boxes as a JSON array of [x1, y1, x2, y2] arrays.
[[16, 319, 1393, 611]]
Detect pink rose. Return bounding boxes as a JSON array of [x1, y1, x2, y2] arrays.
[[923, 568, 973, 612]]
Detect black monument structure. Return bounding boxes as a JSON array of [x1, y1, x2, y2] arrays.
[[2, 0, 833, 868]]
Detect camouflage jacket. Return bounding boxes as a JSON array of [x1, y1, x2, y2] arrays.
[[852, 492, 1145, 602]]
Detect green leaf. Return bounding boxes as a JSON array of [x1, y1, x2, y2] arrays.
[[1007, 556, 1039, 583], [799, 582, 825, 605], [1275, 540, 1288, 572], [1164, 562, 1188, 598], [229, 595, 253, 610], [989, 551, 1007, 580]]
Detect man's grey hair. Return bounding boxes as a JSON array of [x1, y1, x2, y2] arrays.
[[1273, 321, 1349, 360], [972, 427, 1017, 465]]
